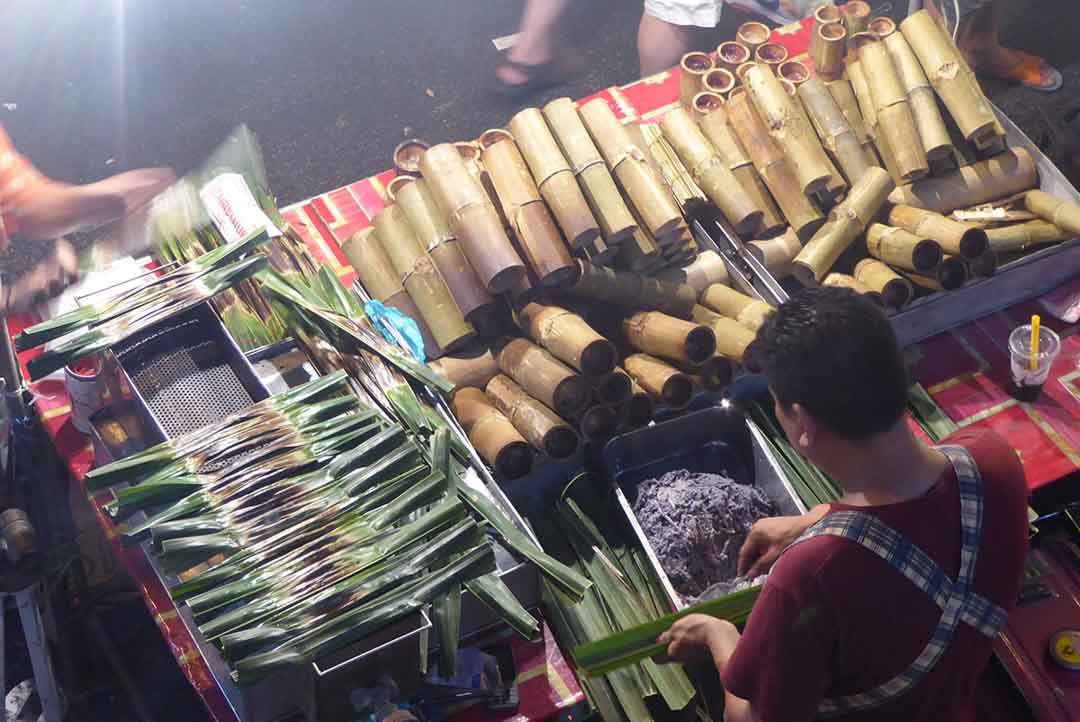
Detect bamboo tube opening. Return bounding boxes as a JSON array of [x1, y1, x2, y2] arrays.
[[821, 20, 847, 42], [624, 383, 655, 428], [755, 42, 789, 69], [430, 347, 500, 388], [717, 41, 752, 71], [704, 68, 736, 95], [596, 371, 632, 405], [815, 4, 842, 25], [843, 1, 872, 35], [937, 256, 969, 290], [696, 355, 734, 390], [959, 228, 991, 259], [393, 139, 429, 176], [455, 141, 481, 161], [912, 239, 943, 271], [387, 174, 415, 201], [812, 19, 848, 81], [682, 51, 713, 74], [680, 52, 714, 107], [734, 65, 756, 86], [543, 426, 580, 459], [737, 21, 771, 51], [495, 444, 533, 479], [869, 16, 896, 38], [581, 341, 617, 378], [478, 128, 513, 149], [578, 404, 619, 440], [692, 92, 726, 115], [661, 375, 693, 409], [854, 258, 913, 308], [849, 31, 877, 52], [778, 60, 810, 86], [684, 326, 718, 364]]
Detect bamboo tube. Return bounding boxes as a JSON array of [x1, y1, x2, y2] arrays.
[[700, 283, 774, 331], [635, 123, 707, 213], [703, 69, 736, 97], [934, 256, 970, 290], [342, 228, 440, 354], [478, 128, 514, 149], [543, 97, 638, 245], [883, 32, 953, 163], [810, 4, 843, 70], [396, 179, 497, 326], [697, 102, 785, 235], [868, 16, 896, 38], [866, 223, 944, 273], [393, 139, 429, 177], [622, 311, 716, 365], [778, 60, 811, 86], [755, 42, 790, 76], [451, 387, 533, 479], [986, 220, 1072, 253], [508, 108, 602, 250], [745, 64, 837, 196], [374, 204, 475, 353], [888, 148, 1039, 214], [854, 258, 914, 308], [577, 404, 619, 440], [495, 336, 592, 417], [485, 374, 579, 459], [420, 144, 525, 294], [517, 301, 616, 377], [580, 99, 684, 239], [843, 1, 872, 45], [684, 355, 734, 391], [621, 372, 656, 427], [735, 63, 757, 86], [690, 305, 756, 361], [726, 90, 826, 240], [691, 91, 725, 119], [623, 354, 693, 409], [845, 59, 876, 137], [825, 78, 878, 165], [969, 251, 997, 278], [812, 21, 848, 81], [887, 205, 988, 259], [859, 36, 928, 182], [814, 3, 842, 31], [900, 9, 997, 145], [823, 273, 885, 306], [748, 227, 803, 278], [737, 22, 771, 53], [616, 225, 662, 271], [798, 76, 875, 185], [1025, 190, 1080, 236], [595, 370, 632, 406], [482, 139, 577, 286], [792, 166, 894, 285], [679, 52, 715, 108], [429, 348, 500, 389], [660, 107, 763, 235], [386, 174, 415, 201], [655, 249, 729, 295], [717, 41, 752, 73]]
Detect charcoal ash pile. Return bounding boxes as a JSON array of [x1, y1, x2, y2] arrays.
[[632, 469, 775, 602]]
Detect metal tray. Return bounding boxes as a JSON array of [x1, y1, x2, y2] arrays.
[[603, 405, 805, 610]]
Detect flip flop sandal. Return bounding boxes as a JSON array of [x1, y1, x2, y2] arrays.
[[981, 55, 1063, 93], [494, 53, 582, 96]]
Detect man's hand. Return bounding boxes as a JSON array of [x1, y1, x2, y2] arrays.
[[738, 504, 831, 578], [656, 614, 741, 667], [5, 239, 79, 313]]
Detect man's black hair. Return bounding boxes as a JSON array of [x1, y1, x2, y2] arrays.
[[746, 286, 909, 440]]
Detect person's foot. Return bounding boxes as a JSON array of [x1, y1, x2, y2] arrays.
[[967, 45, 1063, 92]]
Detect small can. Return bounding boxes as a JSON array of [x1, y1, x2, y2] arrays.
[[65, 354, 105, 434]]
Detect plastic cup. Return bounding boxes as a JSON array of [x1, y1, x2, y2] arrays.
[[1008, 324, 1061, 401]]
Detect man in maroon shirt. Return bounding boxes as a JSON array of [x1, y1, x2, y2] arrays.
[[658, 287, 1029, 722]]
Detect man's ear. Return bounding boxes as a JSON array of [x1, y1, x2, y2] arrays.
[[791, 403, 817, 451]]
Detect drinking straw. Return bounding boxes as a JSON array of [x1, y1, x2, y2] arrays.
[[1029, 315, 1041, 372]]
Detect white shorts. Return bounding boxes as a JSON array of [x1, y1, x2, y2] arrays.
[[644, 0, 724, 28]]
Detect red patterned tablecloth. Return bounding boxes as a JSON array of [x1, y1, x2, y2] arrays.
[[9, 14, 1079, 722]]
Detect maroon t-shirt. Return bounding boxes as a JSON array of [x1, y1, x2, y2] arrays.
[[721, 429, 1029, 722]]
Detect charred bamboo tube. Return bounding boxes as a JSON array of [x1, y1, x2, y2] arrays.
[[900, 9, 997, 145], [778, 60, 811, 86], [704, 68, 737, 96], [812, 21, 848, 81], [620, 372, 655, 427], [543, 97, 638, 245], [888, 148, 1039, 214], [748, 227, 803, 278], [684, 355, 734, 390], [485, 374, 579, 459], [623, 311, 717, 365], [843, 1, 872, 46], [969, 251, 997, 278], [342, 228, 440, 353], [595, 370, 632, 406], [482, 139, 577, 286], [930, 256, 970, 290], [508, 108, 602, 250], [737, 22, 771, 53], [745, 64, 837, 195], [690, 305, 757, 361], [679, 52, 715, 108], [429, 348, 500, 389], [495, 336, 592, 417], [700, 283, 774, 331], [887, 205, 988, 259], [451, 387, 532, 479], [655, 250, 730, 295], [616, 225, 661, 271], [374, 204, 475, 354], [420, 144, 525, 294], [792, 166, 894, 285], [396, 179, 497, 325], [883, 32, 953, 163], [726, 90, 826, 240], [798, 76, 875, 185], [577, 403, 619, 440], [580, 98, 684, 239], [823, 273, 885, 306], [516, 302, 616, 377], [865, 223, 944, 273], [859, 36, 928, 182], [1025, 190, 1080, 236], [717, 41, 752, 73], [660, 107, 763, 235], [854, 258, 914, 308], [986, 220, 1072, 253], [697, 102, 785, 234], [623, 354, 693, 409]]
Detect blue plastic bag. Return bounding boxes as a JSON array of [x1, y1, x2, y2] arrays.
[[363, 300, 427, 362]]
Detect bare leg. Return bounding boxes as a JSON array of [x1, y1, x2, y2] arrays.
[[638, 11, 706, 77], [497, 0, 575, 86]]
